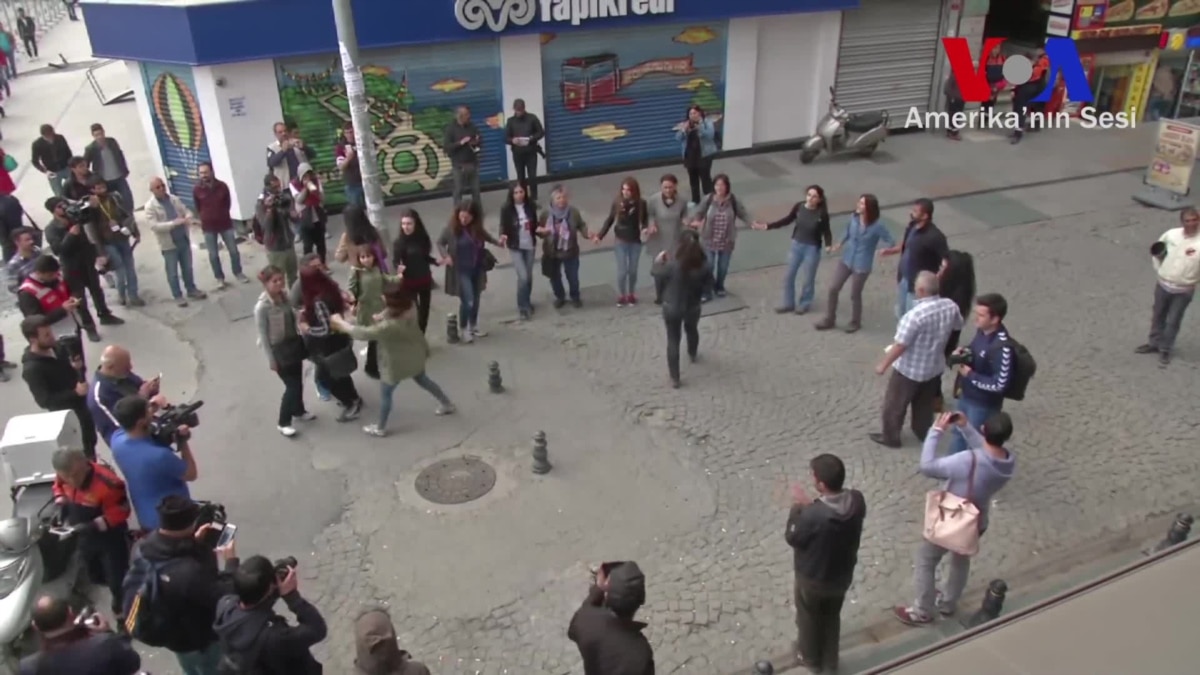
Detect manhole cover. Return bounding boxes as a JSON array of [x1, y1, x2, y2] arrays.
[[414, 456, 496, 504]]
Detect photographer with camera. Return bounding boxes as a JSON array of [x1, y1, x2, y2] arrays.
[[83, 175, 143, 308], [109, 395, 197, 531], [215, 555, 327, 674], [18, 593, 141, 675], [947, 293, 1015, 456], [20, 315, 99, 459], [51, 448, 132, 618], [253, 173, 299, 286], [43, 197, 124, 341], [567, 561, 654, 675], [122, 495, 237, 675], [89, 345, 163, 447]]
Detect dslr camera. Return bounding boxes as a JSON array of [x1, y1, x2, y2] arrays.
[[946, 347, 973, 368], [275, 556, 298, 580], [150, 400, 203, 447]]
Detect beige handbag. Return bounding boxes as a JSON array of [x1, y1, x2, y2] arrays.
[[922, 451, 981, 556]]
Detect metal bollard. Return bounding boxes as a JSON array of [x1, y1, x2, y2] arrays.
[[531, 431, 552, 474], [1145, 513, 1193, 556], [488, 361, 504, 393], [752, 661, 774, 675], [962, 579, 1007, 628], [446, 313, 459, 344]]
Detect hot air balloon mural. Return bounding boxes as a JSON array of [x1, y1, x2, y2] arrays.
[[141, 64, 212, 207]]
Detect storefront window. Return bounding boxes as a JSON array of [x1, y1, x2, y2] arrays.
[[1149, 56, 1188, 121], [1176, 52, 1200, 118], [1093, 65, 1134, 115]]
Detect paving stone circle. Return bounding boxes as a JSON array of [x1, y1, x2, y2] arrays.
[[414, 456, 497, 505]]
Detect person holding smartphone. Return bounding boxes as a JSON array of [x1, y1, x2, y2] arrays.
[[88, 344, 163, 447], [567, 560, 654, 674], [674, 105, 717, 205]]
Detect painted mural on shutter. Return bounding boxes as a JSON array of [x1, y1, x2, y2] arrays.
[[275, 40, 507, 208], [140, 63, 212, 209], [540, 23, 728, 174]]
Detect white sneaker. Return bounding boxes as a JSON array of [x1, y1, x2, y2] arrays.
[[296, 412, 317, 422], [462, 331, 474, 344], [435, 404, 456, 416], [277, 425, 297, 437], [359, 347, 369, 357], [362, 424, 387, 437], [472, 326, 488, 338]]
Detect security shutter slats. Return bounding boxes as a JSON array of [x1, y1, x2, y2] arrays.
[[834, 0, 945, 125], [140, 63, 213, 209]]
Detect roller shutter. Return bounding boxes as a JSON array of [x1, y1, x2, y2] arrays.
[[275, 40, 507, 208], [541, 22, 728, 174], [141, 63, 212, 209], [833, 0, 945, 125]]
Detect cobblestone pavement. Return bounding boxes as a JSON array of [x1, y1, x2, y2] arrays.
[[283, 178, 1200, 674]]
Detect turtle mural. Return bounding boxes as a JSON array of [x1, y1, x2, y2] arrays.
[[141, 64, 212, 207]]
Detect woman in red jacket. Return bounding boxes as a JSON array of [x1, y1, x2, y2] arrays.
[[0, 147, 16, 195]]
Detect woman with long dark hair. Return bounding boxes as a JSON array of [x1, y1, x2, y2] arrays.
[[593, 177, 648, 307], [689, 174, 761, 301], [651, 230, 712, 388], [298, 264, 362, 420], [756, 184, 832, 314], [436, 199, 504, 343], [816, 194, 897, 333], [392, 208, 437, 333], [335, 203, 389, 272], [674, 105, 717, 205], [254, 264, 316, 438], [498, 180, 540, 320], [935, 249, 976, 414]]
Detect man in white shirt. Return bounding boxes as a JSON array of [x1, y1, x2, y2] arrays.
[[1136, 208, 1200, 366]]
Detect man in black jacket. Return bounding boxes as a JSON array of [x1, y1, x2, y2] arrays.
[[44, 197, 122, 337], [504, 99, 545, 201], [18, 593, 141, 675], [784, 453, 866, 674], [15, 8, 35, 58], [567, 561, 654, 675], [32, 124, 73, 197], [20, 315, 98, 459], [84, 124, 135, 210], [443, 106, 482, 206], [214, 555, 327, 674], [881, 198, 950, 321], [130, 495, 238, 674]]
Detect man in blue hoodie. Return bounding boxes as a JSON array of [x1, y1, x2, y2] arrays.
[[894, 410, 1016, 626], [948, 293, 1014, 455]]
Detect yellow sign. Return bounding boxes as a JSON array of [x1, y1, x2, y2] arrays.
[[1125, 53, 1157, 123], [1147, 120, 1200, 195]]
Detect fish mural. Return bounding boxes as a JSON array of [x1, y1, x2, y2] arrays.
[[141, 63, 212, 207], [275, 42, 508, 206], [673, 26, 717, 45], [581, 123, 629, 142]]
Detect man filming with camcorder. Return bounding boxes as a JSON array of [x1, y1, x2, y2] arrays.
[[109, 394, 199, 532]]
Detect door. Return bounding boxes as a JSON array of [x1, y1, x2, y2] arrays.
[[541, 22, 728, 174], [141, 63, 212, 208], [833, 0, 945, 125], [275, 39, 506, 208]]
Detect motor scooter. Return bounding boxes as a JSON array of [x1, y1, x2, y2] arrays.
[[800, 86, 890, 164], [0, 411, 90, 674]]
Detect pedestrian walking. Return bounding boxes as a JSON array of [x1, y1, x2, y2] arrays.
[[437, 199, 504, 343], [815, 194, 896, 333], [894, 411, 1015, 625], [84, 124, 135, 211], [1136, 207, 1199, 367], [651, 230, 710, 388], [0, 25, 15, 79], [255, 264, 316, 438], [943, 75, 964, 140], [880, 198, 949, 320], [688, 174, 762, 302], [1009, 50, 1048, 145], [348, 246, 397, 380], [31, 124, 72, 197], [15, 9, 35, 58], [871, 271, 962, 448], [498, 181, 539, 320], [593, 177, 649, 307], [443, 106, 482, 205], [334, 203, 388, 272], [391, 209, 436, 333], [756, 184, 832, 315], [335, 122, 365, 207], [331, 283, 456, 437], [145, 177, 207, 307], [785, 453, 866, 674], [253, 174, 299, 286], [674, 105, 717, 205], [538, 185, 588, 309], [644, 174, 688, 305], [297, 264, 363, 421], [194, 162, 247, 287], [505, 99, 544, 201], [290, 162, 328, 264], [66, 0, 79, 21]]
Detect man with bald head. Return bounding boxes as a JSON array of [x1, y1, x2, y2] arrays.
[[19, 593, 142, 674], [145, 177, 207, 307], [87, 344, 162, 446]]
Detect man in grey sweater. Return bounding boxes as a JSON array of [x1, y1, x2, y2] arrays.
[[894, 410, 1015, 625], [645, 174, 689, 304]]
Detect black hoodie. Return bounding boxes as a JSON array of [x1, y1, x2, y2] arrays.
[[134, 532, 238, 654], [785, 490, 867, 592], [21, 347, 84, 412], [213, 591, 326, 675]]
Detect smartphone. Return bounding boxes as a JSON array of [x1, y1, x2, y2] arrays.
[[215, 523, 237, 548]]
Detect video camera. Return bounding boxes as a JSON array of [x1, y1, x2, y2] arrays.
[[61, 198, 98, 225], [149, 400, 203, 447], [946, 347, 973, 368]]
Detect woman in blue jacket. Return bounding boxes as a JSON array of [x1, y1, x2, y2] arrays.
[[674, 106, 718, 205], [814, 194, 896, 333]]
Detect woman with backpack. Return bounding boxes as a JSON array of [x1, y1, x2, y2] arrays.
[[687, 174, 763, 302]]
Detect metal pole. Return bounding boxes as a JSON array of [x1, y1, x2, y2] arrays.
[[331, 0, 388, 244]]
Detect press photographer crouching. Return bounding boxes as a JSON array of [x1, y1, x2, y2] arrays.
[[18, 593, 141, 675], [20, 315, 99, 459], [88, 345, 163, 447], [109, 395, 198, 532], [568, 561, 654, 675], [214, 555, 327, 674]]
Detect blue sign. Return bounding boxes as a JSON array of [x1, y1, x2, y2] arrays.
[[82, 0, 858, 65]]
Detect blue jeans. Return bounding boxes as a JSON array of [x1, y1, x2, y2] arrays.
[[162, 245, 198, 299], [105, 239, 139, 300], [782, 241, 821, 310], [378, 372, 453, 429], [203, 228, 243, 281], [896, 278, 915, 318], [549, 256, 580, 301], [512, 248, 535, 312], [457, 270, 482, 328], [175, 642, 221, 675], [345, 183, 365, 207], [705, 249, 732, 296], [949, 397, 1001, 454], [614, 241, 642, 296]]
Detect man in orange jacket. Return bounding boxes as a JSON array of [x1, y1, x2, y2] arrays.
[[52, 448, 132, 617]]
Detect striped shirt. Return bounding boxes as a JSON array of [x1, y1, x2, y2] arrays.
[[893, 296, 963, 382]]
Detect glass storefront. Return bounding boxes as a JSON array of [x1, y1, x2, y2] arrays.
[[1093, 64, 1135, 115], [1148, 55, 1188, 121], [1175, 52, 1200, 118]]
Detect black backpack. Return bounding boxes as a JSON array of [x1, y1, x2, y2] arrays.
[[999, 335, 1036, 401], [217, 619, 274, 675], [121, 547, 182, 648]]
